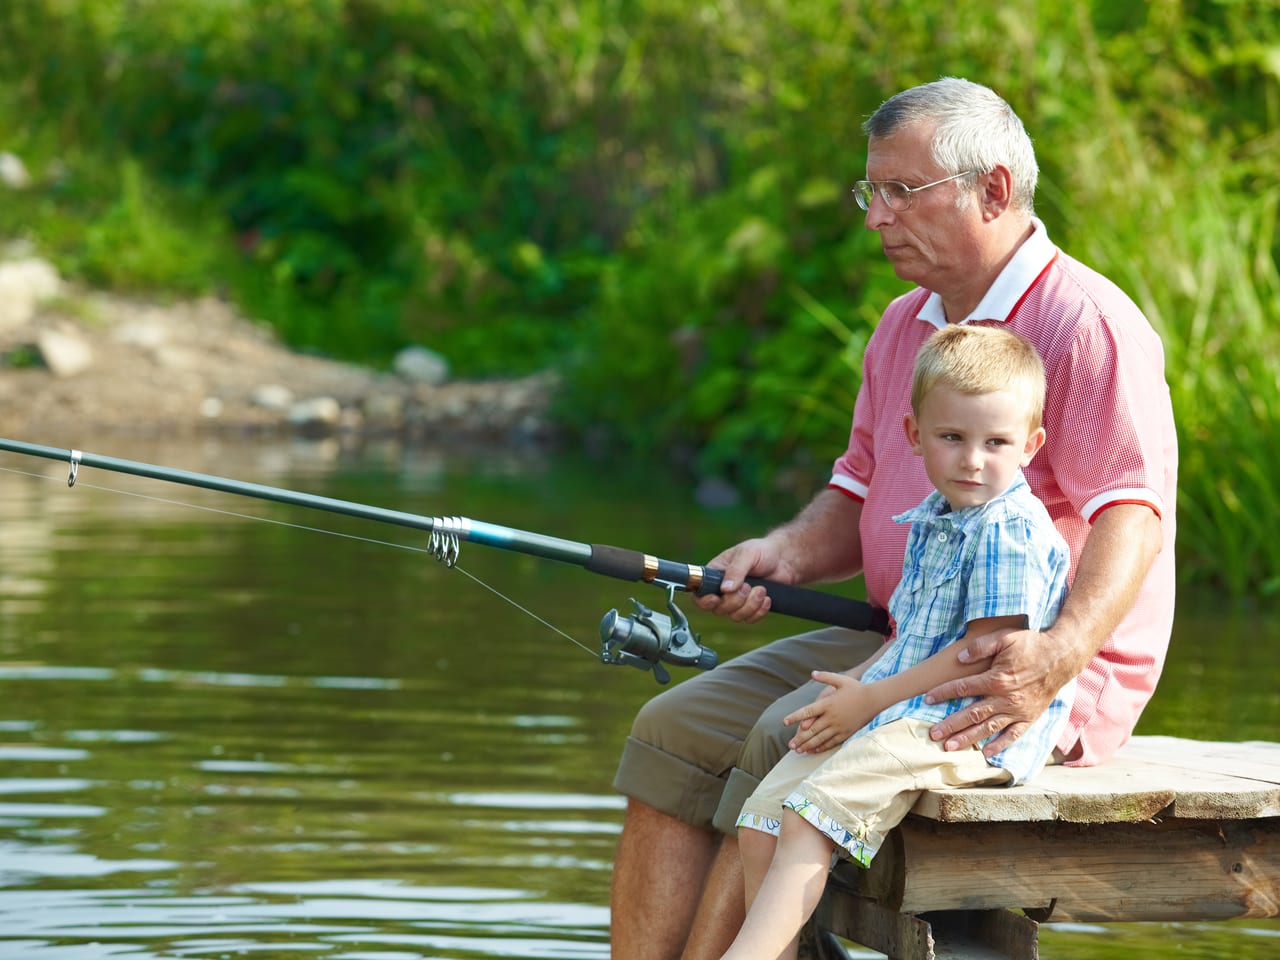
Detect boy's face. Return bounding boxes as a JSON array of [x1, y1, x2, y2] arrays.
[[904, 385, 1045, 510]]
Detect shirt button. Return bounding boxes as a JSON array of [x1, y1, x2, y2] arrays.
[[937, 532, 948, 542]]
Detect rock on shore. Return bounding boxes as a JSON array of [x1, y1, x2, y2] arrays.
[[0, 256, 557, 447]]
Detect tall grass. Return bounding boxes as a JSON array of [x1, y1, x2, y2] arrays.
[[1116, 185, 1280, 597], [1038, 7, 1280, 598]]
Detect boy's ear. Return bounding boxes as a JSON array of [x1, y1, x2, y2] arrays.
[[904, 413, 923, 454], [1021, 426, 1046, 465]]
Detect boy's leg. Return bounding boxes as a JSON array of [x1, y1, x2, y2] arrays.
[[679, 681, 844, 960], [722, 809, 836, 960], [688, 727, 845, 960]]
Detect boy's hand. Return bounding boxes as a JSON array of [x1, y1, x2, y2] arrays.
[[784, 670, 881, 754]]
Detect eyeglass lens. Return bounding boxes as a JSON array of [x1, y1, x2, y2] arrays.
[[854, 181, 910, 212]]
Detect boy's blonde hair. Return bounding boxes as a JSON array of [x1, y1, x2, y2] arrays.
[[911, 324, 1045, 429]]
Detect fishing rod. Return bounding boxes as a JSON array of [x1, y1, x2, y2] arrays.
[[0, 437, 889, 684]]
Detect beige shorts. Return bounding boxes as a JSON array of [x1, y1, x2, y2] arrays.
[[737, 717, 1013, 866], [611, 627, 884, 834]]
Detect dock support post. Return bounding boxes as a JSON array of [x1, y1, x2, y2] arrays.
[[808, 887, 1040, 959]]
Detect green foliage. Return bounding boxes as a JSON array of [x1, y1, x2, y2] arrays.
[[1, 0, 1280, 594]]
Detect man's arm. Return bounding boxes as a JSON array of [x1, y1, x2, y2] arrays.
[[926, 503, 1163, 756], [694, 488, 865, 623], [786, 614, 1013, 754]]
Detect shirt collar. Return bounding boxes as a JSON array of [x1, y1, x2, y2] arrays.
[[917, 217, 1057, 328], [894, 471, 1032, 528]]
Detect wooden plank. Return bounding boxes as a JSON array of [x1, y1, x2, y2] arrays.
[[853, 815, 1280, 921], [911, 767, 1174, 824], [1113, 737, 1278, 772], [1118, 737, 1280, 787], [909, 737, 1280, 824]]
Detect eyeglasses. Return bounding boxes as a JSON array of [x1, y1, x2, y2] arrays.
[[852, 171, 976, 212]]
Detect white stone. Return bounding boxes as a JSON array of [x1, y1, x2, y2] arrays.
[[36, 328, 93, 377], [0, 258, 62, 329], [287, 396, 342, 427], [250, 384, 294, 410], [393, 345, 449, 385]]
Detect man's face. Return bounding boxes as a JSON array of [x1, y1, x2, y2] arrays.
[[863, 124, 984, 291]]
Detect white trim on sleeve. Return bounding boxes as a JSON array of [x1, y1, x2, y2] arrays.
[[829, 473, 869, 500], [1081, 488, 1163, 523]]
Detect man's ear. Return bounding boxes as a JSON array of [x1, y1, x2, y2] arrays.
[[980, 165, 1013, 220], [904, 413, 923, 455], [1021, 425, 1046, 466]]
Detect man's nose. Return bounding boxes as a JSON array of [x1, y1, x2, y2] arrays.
[[863, 193, 895, 229]]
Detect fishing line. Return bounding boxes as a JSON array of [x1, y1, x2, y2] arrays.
[[0, 462, 600, 659]]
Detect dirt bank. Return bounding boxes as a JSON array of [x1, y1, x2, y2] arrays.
[[0, 266, 556, 448]]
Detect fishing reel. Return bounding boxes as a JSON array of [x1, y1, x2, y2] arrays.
[[599, 583, 719, 685]]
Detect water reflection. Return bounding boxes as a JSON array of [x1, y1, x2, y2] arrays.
[[0, 436, 1276, 959]]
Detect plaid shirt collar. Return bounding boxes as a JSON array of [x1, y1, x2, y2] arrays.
[[893, 470, 1032, 530]]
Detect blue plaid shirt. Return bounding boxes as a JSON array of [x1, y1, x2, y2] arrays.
[[859, 472, 1072, 785]]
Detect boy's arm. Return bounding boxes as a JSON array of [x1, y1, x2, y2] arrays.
[[786, 614, 1022, 754], [789, 636, 891, 742], [867, 614, 1021, 712]]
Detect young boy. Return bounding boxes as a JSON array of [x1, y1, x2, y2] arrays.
[[719, 324, 1073, 960]]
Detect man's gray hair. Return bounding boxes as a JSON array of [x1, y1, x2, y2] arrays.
[[863, 77, 1038, 215]]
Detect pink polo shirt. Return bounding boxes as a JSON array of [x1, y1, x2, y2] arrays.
[[830, 220, 1178, 766]]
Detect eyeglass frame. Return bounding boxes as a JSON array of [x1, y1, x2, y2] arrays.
[[852, 170, 978, 212]]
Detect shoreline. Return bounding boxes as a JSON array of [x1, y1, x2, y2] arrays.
[[0, 257, 557, 449]]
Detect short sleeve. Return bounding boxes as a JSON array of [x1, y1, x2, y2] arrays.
[[962, 515, 1068, 631]]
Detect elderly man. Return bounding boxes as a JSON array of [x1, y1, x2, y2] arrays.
[[609, 77, 1177, 960]]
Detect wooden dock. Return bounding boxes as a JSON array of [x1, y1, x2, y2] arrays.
[[807, 736, 1280, 959]]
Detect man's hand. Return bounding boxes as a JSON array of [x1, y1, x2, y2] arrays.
[[926, 504, 1164, 758], [693, 538, 788, 624], [924, 626, 1069, 756], [694, 489, 866, 625], [783, 670, 882, 754]]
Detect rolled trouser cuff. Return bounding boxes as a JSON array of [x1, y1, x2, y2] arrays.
[[613, 735, 727, 829], [713, 767, 763, 835]]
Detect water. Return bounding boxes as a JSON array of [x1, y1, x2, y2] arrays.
[[0, 435, 1275, 959]]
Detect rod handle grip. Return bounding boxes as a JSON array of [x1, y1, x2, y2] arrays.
[[697, 569, 890, 635]]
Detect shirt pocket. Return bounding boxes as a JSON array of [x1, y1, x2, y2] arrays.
[[898, 541, 964, 598]]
